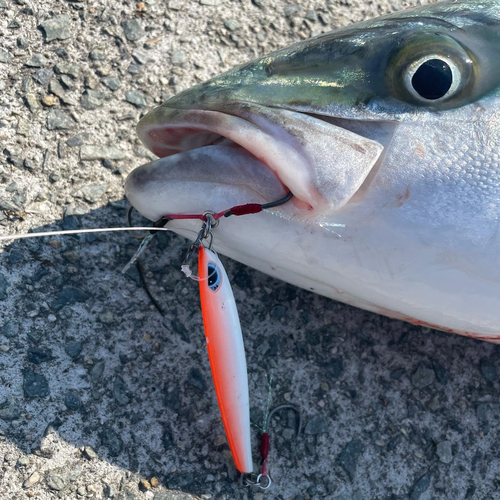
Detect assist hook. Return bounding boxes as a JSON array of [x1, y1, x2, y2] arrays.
[[244, 403, 302, 490]]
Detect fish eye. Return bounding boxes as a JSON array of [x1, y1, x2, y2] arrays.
[[405, 56, 460, 102], [387, 34, 475, 108], [207, 262, 221, 291]]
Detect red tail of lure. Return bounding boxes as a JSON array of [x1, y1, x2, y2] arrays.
[[198, 245, 253, 474]]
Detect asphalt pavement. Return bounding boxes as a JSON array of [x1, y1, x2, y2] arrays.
[[2, 0, 499, 499]]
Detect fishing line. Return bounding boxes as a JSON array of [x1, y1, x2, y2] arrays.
[[0, 226, 175, 242], [125, 207, 168, 316], [1, 188, 292, 314]]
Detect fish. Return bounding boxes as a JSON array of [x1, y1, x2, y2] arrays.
[[125, 0, 500, 342]]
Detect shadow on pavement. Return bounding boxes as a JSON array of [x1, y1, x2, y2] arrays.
[[1, 200, 500, 499]]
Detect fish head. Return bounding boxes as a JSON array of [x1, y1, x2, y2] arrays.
[[126, 0, 500, 224], [125, 1, 500, 336]]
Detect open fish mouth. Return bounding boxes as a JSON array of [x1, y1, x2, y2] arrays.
[[125, 102, 393, 222]]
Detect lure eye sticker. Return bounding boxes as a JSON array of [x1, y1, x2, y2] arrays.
[[207, 262, 222, 292]]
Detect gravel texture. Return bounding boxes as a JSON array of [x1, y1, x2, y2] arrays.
[[1, 0, 499, 499]]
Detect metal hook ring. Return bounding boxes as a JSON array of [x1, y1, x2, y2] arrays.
[[256, 474, 272, 490], [243, 473, 259, 488], [242, 473, 272, 490], [203, 220, 212, 240], [202, 211, 219, 232]]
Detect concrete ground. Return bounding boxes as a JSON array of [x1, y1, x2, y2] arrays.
[[1, 0, 499, 499]]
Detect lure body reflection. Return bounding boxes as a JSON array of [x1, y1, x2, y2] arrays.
[[198, 246, 253, 473]]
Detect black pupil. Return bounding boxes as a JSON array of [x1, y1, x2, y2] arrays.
[[208, 264, 218, 288], [411, 59, 453, 100]]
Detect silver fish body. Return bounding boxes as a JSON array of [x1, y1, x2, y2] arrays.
[[126, 1, 500, 341]]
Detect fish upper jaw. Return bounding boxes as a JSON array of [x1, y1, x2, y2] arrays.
[[129, 102, 385, 220]]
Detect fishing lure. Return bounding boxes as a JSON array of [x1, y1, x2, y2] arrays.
[[198, 245, 253, 473], [189, 231, 304, 483], [171, 196, 293, 475], [177, 212, 253, 473], [0, 193, 295, 479]]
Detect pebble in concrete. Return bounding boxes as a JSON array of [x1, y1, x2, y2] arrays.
[[39, 15, 72, 42]]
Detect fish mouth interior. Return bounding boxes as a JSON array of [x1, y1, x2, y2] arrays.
[[135, 105, 396, 217]]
